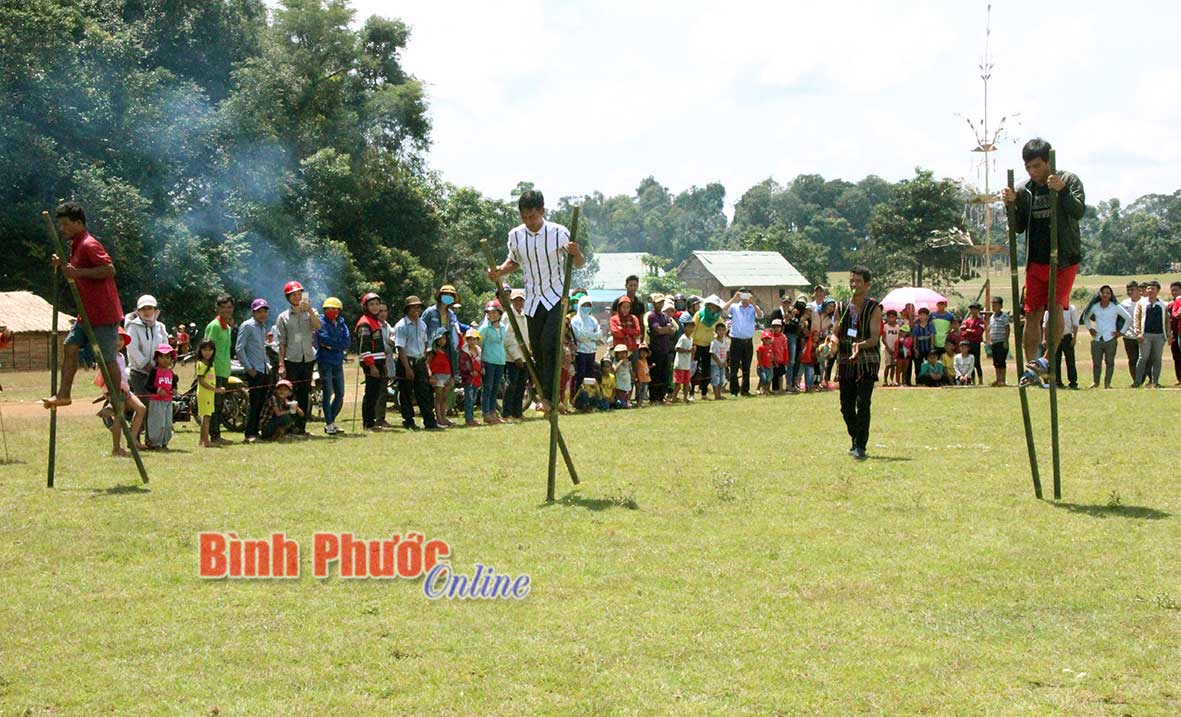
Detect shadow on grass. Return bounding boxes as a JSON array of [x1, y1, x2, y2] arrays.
[[88, 484, 151, 498], [0, 459, 28, 466], [1050, 502, 1171, 520], [867, 455, 912, 463], [540, 491, 638, 512]]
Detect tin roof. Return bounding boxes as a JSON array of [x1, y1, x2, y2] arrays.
[[685, 251, 809, 287]]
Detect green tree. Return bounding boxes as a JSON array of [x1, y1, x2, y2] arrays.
[[861, 169, 967, 289]]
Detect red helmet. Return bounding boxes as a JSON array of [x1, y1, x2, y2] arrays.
[[283, 280, 304, 296], [361, 292, 382, 305]]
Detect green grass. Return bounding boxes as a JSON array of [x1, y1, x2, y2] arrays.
[[2, 370, 1180, 715]]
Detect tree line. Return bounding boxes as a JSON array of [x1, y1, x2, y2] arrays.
[[2, 0, 1176, 324]]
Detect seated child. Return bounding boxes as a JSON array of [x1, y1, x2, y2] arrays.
[[598, 358, 617, 409], [918, 350, 947, 387], [261, 378, 303, 441], [574, 377, 600, 413], [953, 339, 976, 385]]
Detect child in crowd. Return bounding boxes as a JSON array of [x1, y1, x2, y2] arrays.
[[95, 326, 147, 457], [195, 338, 225, 448], [941, 318, 960, 376], [635, 344, 651, 407], [673, 316, 695, 403], [570, 295, 602, 391], [598, 357, 617, 408], [174, 324, 190, 354], [574, 377, 600, 413], [918, 350, 947, 387], [478, 302, 505, 424], [709, 322, 729, 400], [427, 332, 454, 428], [896, 324, 914, 387], [953, 340, 976, 385], [612, 343, 632, 408], [770, 318, 789, 393], [881, 309, 900, 386], [458, 328, 482, 426], [261, 379, 302, 441], [145, 343, 176, 449], [756, 330, 774, 396]]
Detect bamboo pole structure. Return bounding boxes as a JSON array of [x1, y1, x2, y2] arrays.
[[1005, 170, 1042, 499], [1046, 150, 1062, 499], [42, 211, 149, 485], [546, 207, 579, 502], [48, 256, 59, 486], [478, 239, 580, 493]]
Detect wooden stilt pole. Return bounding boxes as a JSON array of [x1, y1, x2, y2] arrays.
[[1046, 150, 1062, 500], [479, 240, 580, 490], [1005, 170, 1042, 499], [42, 211, 149, 484], [546, 207, 579, 502], [48, 256, 59, 487]]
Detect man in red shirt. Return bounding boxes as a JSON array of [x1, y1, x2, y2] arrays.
[[42, 202, 125, 409]]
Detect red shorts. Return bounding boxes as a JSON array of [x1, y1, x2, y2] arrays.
[[1024, 262, 1078, 313], [673, 368, 692, 385]]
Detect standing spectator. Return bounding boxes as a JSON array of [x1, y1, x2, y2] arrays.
[[1133, 280, 1171, 388], [174, 323, 190, 355], [820, 299, 838, 387], [478, 301, 507, 424], [1043, 303, 1080, 389], [692, 296, 725, 398], [314, 297, 350, 435], [673, 315, 696, 403], [375, 303, 394, 428], [502, 289, 530, 420], [570, 295, 602, 390], [646, 299, 675, 404], [194, 339, 224, 448], [1082, 285, 1131, 389], [784, 300, 805, 393], [236, 298, 272, 443], [896, 324, 914, 387], [202, 294, 235, 444], [144, 344, 176, 449], [987, 297, 1011, 386], [458, 329, 482, 426], [960, 302, 987, 384], [609, 296, 642, 353], [393, 296, 437, 430], [930, 299, 955, 358], [723, 289, 763, 396], [125, 294, 170, 403], [881, 309, 901, 386], [911, 308, 935, 365], [42, 203, 125, 411], [709, 323, 729, 400], [611, 344, 633, 408], [769, 318, 789, 392], [275, 281, 320, 434], [354, 292, 387, 430], [1169, 281, 1181, 386], [423, 284, 462, 410], [623, 275, 647, 327], [1119, 281, 1143, 384], [635, 344, 651, 407]]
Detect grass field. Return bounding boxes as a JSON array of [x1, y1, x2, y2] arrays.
[[1, 366, 1180, 715]]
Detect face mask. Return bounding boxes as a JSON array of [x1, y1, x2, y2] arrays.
[[440, 295, 455, 306], [580, 306, 592, 316], [324, 309, 340, 322]]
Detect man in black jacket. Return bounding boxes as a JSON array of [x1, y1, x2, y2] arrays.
[[1001, 138, 1086, 373]]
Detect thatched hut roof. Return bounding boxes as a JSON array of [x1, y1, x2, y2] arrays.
[[0, 291, 68, 333]]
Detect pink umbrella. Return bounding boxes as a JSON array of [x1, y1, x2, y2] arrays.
[[880, 287, 948, 313]]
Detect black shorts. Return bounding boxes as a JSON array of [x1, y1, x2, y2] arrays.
[[991, 341, 1008, 368]]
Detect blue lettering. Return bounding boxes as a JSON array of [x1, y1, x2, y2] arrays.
[[423, 563, 449, 599], [511, 575, 531, 599]]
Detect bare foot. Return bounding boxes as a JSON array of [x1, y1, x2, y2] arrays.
[[135, 442, 149, 451], [111, 448, 131, 458], [43, 396, 73, 409]]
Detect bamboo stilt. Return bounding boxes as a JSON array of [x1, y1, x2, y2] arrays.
[[1005, 170, 1042, 499], [1046, 150, 1062, 500]]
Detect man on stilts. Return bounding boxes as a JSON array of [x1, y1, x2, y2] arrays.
[[836, 266, 882, 461], [1002, 138, 1086, 386], [487, 189, 584, 414]]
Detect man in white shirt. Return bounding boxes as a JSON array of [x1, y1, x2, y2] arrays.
[[1118, 281, 1142, 384], [487, 190, 584, 412], [722, 288, 763, 396], [1082, 284, 1131, 389], [1042, 303, 1080, 389]]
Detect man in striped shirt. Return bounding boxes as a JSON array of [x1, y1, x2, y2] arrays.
[[488, 190, 584, 412]]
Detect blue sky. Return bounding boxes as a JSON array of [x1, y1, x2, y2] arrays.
[[344, 0, 1180, 207]]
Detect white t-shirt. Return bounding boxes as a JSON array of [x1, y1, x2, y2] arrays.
[[674, 334, 694, 370], [882, 323, 900, 353], [1084, 302, 1132, 342], [710, 338, 729, 364], [953, 352, 976, 378]]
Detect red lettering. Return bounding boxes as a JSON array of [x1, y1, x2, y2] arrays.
[[340, 533, 367, 578], [244, 539, 269, 577], [272, 532, 299, 578], [198, 532, 226, 577], [313, 532, 339, 578]]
